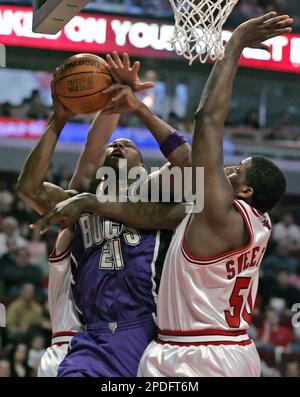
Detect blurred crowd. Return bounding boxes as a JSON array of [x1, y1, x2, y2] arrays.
[[1, 86, 300, 142], [90, 0, 300, 31], [230, 0, 300, 31], [0, 169, 299, 377]]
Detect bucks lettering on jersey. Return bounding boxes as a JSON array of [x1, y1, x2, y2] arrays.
[[70, 213, 172, 325]]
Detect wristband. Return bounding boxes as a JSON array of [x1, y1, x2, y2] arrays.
[[159, 130, 187, 158]]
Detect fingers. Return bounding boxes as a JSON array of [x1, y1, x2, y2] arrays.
[[138, 82, 156, 91], [266, 27, 293, 39], [258, 14, 293, 41], [106, 54, 118, 70], [275, 19, 293, 30], [30, 215, 53, 235], [103, 84, 128, 94], [132, 61, 140, 75], [263, 14, 290, 27], [123, 53, 130, 69], [112, 51, 124, 68], [112, 87, 129, 102], [108, 68, 122, 84], [256, 11, 277, 24]]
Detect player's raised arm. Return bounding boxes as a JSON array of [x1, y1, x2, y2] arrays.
[[68, 112, 120, 192], [183, 12, 293, 258], [105, 52, 191, 169], [17, 82, 75, 215], [193, 13, 292, 219]]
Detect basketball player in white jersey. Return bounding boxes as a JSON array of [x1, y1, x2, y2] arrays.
[[136, 12, 292, 377], [38, 229, 82, 377]]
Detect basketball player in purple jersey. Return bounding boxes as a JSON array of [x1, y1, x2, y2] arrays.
[[20, 54, 191, 377]]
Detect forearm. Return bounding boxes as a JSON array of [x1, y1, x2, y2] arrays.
[[81, 193, 184, 230], [135, 102, 175, 144], [135, 103, 191, 167], [69, 112, 120, 191], [196, 35, 243, 126], [17, 115, 65, 198]]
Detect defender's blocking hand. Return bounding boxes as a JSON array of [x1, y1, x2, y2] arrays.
[[106, 52, 155, 92], [233, 12, 293, 51]]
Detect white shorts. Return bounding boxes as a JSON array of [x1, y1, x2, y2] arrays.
[[38, 344, 69, 377], [137, 340, 261, 377]]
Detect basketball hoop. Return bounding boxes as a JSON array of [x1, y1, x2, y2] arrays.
[[169, 0, 239, 65]]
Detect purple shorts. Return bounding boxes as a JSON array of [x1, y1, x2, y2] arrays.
[[57, 315, 157, 377]]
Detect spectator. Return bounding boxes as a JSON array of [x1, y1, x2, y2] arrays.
[[289, 262, 300, 290], [239, 0, 264, 19], [283, 360, 300, 377], [0, 359, 11, 377], [260, 269, 300, 310], [26, 90, 48, 120], [27, 335, 46, 375], [242, 109, 260, 129], [262, 245, 298, 277], [6, 284, 43, 340], [9, 343, 30, 377], [0, 216, 27, 257], [272, 212, 300, 256], [0, 102, 12, 118], [271, 111, 300, 141], [11, 198, 36, 225], [258, 308, 293, 349], [27, 229, 48, 274], [0, 182, 13, 214], [1, 246, 44, 297]]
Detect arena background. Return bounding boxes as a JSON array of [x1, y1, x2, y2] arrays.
[[0, 0, 300, 378]]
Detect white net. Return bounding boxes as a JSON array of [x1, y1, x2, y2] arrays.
[[169, 0, 239, 65]]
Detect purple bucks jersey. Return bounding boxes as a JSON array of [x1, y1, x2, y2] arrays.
[[70, 212, 172, 325]]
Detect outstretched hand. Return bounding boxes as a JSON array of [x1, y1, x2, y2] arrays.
[[30, 195, 88, 235], [233, 12, 293, 51], [106, 52, 155, 92]]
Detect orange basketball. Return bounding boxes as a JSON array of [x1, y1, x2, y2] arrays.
[[53, 53, 113, 114]]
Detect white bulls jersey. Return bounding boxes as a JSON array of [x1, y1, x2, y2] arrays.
[[138, 200, 271, 377], [38, 229, 82, 377]]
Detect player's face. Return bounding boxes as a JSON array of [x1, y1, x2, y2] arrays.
[[104, 139, 143, 170], [225, 157, 253, 194]]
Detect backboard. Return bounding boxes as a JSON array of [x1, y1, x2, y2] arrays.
[[33, 0, 92, 35]]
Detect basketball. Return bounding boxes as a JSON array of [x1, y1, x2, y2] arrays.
[[53, 53, 113, 114]]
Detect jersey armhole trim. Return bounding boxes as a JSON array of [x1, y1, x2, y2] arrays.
[[49, 247, 72, 263], [181, 200, 254, 265]]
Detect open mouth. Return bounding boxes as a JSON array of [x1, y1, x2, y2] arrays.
[[110, 149, 125, 159]]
